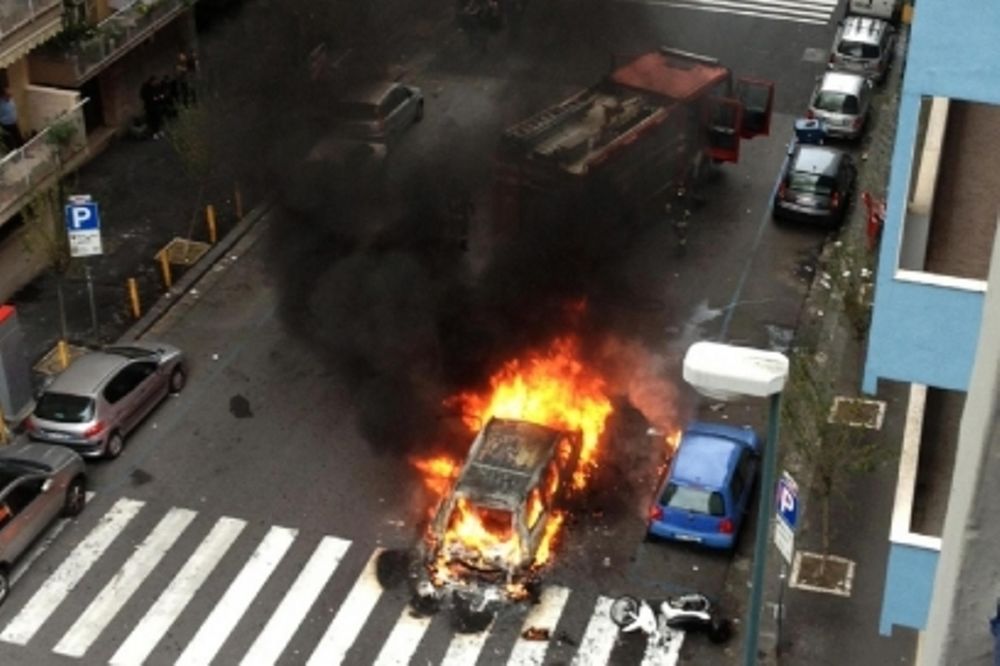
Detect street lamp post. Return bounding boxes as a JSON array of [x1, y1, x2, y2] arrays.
[[683, 341, 789, 666]]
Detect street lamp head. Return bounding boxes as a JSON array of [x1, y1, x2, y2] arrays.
[[683, 341, 789, 400]]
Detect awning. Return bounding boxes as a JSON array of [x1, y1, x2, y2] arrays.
[[0, 14, 63, 71]]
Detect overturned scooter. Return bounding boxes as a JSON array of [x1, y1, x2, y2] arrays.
[[609, 593, 733, 647]]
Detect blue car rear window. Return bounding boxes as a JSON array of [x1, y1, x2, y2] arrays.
[[661, 483, 726, 517]]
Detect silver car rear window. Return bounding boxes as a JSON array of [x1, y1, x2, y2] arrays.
[[815, 91, 859, 115], [35, 392, 95, 423], [837, 40, 881, 59]]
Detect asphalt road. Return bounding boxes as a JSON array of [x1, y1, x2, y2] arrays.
[[0, 0, 849, 663]]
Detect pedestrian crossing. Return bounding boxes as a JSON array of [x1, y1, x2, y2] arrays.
[[617, 0, 839, 26], [0, 496, 688, 665]]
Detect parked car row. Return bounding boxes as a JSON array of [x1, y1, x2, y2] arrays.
[[773, 6, 898, 227], [0, 342, 186, 604]]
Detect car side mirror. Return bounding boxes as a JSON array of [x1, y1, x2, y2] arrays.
[[42, 479, 53, 493]]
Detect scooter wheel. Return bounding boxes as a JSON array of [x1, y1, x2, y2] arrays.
[[708, 617, 733, 644], [609, 596, 640, 628]]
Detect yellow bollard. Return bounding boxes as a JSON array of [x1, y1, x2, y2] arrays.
[[234, 184, 244, 220], [0, 404, 8, 445], [158, 250, 173, 289], [127, 277, 141, 319], [206, 205, 218, 244], [57, 339, 70, 370]]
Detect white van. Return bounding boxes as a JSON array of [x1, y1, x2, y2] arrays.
[[848, 0, 901, 21]]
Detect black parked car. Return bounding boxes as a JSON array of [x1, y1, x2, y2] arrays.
[[773, 144, 856, 226]]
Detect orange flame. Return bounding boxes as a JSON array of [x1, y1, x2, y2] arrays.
[[453, 336, 613, 488], [411, 455, 460, 497]]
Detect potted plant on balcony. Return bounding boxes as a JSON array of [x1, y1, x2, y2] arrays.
[[101, 22, 127, 51]]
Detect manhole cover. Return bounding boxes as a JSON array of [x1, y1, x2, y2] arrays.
[[802, 47, 828, 64], [828, 396, 887, 430]]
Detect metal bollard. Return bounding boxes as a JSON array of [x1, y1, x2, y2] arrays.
[[158, 250, 173, 289], [127, 277, 141, 319], [206, 205, 217, 244]]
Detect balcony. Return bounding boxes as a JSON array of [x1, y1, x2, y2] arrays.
[[0, 0, 64, 68], [879, 383, 959, 635], [28, 0, 190, 87], [0, 90, 88, 225]]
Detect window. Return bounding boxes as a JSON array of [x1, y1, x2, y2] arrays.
[[789, 172, 836, 195], [661, 483, 726, 516], [103, 362, 157, 404], [837, 41, 881, 59], [6, 479, 43, 515], [35, 393, 95, 423], [814, 91, 857, 114]]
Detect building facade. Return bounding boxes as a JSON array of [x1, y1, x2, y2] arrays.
[[0, 0, 196, 234], [862, 0, 1000, 640]]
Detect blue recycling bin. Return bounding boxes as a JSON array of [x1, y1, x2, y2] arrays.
[[794, 118, 826, 144]]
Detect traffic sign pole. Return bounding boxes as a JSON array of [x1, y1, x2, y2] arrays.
[[85, 263, 98, 341]]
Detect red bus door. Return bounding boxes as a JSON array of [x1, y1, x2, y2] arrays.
[[705, 97, 743, 163], [736, 78, 775, 138]]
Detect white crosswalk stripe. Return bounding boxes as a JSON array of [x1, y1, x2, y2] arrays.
[[507, 585, 571, 665], [54, 507, 197, 658], [175, 525, 297, 666], [617, 0, 838, 25], [241, 535, 351, 666], [0, 499, 692, 665], [110, 516, 247, 666], [0, 497, 144, 645], [306, 548, 384, 666]]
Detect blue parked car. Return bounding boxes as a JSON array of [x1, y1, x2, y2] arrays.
[[647, 422, 761, 549]]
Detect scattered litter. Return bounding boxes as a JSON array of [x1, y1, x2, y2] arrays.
[[817, 310, 824, 317], [861, 152, 869, 161], [522, 628, 550, 641], [230, 255, 239, 261], [212, 353, 219, 361], [709, 403, 726, 412], [152, 423, 158, 429], [842, 270, 851, 278], [189, 288, 199, 295], [693, 565, 700, 572], [387, 520, 405, 528], [834, 241, 843, 247], [602, 557, 611, 568], [861, 268, 872, 278]]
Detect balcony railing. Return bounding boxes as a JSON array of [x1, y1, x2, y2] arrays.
[[29, 0, 189, 85], [0, 0, 62, 38], [0, 100, 88, 218]]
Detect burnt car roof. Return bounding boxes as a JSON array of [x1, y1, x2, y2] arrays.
[[456, 418, 564, 503]]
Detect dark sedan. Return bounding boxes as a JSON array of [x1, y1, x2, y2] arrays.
[[773, 144, 856, 226]]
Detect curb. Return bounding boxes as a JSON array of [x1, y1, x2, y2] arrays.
[[118, 199, 273, 343]]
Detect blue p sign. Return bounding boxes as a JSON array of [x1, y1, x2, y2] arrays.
[[65, 202, 100, 231]]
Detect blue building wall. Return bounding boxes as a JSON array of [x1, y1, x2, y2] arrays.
[[880, 542, 939, 635], [862, 0, 1000, 394], [866, 0, 1000, 635]]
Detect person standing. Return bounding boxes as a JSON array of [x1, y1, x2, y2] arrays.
[[0, 88, 24, 150], [140, 75, 163, 139]]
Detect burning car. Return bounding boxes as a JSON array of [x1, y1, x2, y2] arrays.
[[413, 417, 581, 612]]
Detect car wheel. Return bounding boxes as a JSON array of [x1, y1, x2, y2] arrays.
[[62, 476, 86, 517], [105, 431, 124, 459], [609, 595, 640, 628], [415, 101, 424, 122], [169, 366, 186, 394], [0, 568, 8, 607]]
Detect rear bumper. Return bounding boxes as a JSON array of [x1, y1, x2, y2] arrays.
[[28, 434, 105, 458], [772, 201, 840, 226], [648, 521, 735, 550]]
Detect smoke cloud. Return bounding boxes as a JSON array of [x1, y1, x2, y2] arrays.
[[201, 0, 681, 454]]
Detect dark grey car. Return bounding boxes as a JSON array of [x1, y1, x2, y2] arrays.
[[27, 342, 185, 459], [0, 442, 86, 604], [773, 144, 856, 226]]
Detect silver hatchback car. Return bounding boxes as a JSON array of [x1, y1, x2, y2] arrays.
[[332, 81, 424, 145], [830, 16, 896, 83], [0, 442, 86, 604], [27, 342, 185, 459], [807, 71, 872, 140]]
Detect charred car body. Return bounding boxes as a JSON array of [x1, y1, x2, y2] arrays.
[[413, 417, 581, 613]]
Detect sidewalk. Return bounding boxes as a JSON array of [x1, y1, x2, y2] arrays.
[[754, 25, 917, 666]]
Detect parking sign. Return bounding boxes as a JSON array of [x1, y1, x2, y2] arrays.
[[776, 472, 799, 530], [65, 197, 103, 257]]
